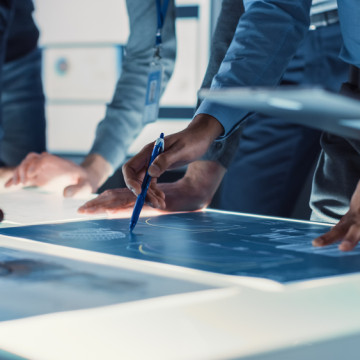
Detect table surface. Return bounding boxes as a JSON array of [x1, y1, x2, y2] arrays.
[[0, 187, 360, 360]]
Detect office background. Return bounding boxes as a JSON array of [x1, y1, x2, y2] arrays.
[[33, 0, 222, 157]]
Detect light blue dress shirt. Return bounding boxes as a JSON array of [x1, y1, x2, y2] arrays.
[[89, 0, 176, 171]]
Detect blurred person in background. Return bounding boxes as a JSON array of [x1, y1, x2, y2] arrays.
[[0, 0, 45, 183]]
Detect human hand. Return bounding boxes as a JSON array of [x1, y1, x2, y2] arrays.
[[78, 182, 166, 214], [78, 160, 225, 215], [313, 180, 360, 251], [78, 188, 137, 215], [123, 114, 224, 206], [160, 160, 226, 211], [5, 152, 92, 196], [0, 166, 15, 189], [5, 153, 112, 197]]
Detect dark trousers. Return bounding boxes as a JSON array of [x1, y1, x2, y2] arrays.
[[219, 22, 349, 219], [0, 47, 46, 166]]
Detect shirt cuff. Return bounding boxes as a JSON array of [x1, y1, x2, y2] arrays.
[[90, 134, 126, 173], [201, 126, 243, 169], [194, 99, 250, 138]]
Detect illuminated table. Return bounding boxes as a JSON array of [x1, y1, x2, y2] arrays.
[[0, 188, 359, 359]]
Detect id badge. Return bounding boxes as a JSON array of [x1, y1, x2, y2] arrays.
[[143, 61, 163, 124]]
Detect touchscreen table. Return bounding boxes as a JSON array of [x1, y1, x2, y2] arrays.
[[1, 210, 357, 283]]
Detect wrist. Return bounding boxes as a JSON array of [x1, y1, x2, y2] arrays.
[[184, 160, 226, 202], [81, 154, 113, 192], [188, 114, 224, 143], [163, 161, 226, 211]]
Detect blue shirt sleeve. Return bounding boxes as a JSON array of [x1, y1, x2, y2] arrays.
[[338, 0, 360, 67], [89, 0, 176, 171], [0, 1, 16, 153], [195, 0, 312, 137]]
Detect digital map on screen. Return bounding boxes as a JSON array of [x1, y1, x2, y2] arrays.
[[1, 210, 358, 283]]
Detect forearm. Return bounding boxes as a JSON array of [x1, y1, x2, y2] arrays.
[[159, 160, 226, 212], [183, 160, 226, 204], [89, 0, 176, 170], [80, 153, 113, 192], [78, 159, 226, 214]]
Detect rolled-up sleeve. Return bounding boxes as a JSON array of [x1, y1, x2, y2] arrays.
[[90, 0, 176, 170]]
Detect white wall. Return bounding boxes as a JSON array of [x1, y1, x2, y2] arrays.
[[33, 0, 129, 45]]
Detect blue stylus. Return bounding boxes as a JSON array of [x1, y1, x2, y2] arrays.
[[129, 133, 165, 232]]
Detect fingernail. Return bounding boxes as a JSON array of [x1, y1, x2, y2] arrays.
[[312, 239, 323, 246], [129, 187, 138, 196], [339, 240, 352, 251], [150, 202, 160, 209], [149, 164, 160, 176]]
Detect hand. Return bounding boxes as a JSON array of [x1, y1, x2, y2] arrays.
[[5, 152, 112, 197], [78, 188, 137, 215], [160, 160, 226, 211], [313, 180, 360, 251], [123, 114, 224, 206], [78, 160, 226, 214], [78, 182, 166, 214], [0, 166, 15, 189]]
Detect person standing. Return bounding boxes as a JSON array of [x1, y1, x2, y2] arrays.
[[5, 0, 176, 196], [0, 0, 45, 178], [79, 0, 347, 221], [219, 0, 348, 218], [121, 0, 360, 251]]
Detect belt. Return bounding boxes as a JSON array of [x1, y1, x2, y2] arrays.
[[309, 9, 339, 30]]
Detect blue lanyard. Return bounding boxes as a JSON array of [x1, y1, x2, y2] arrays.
[[155, 0, 170, 46]]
